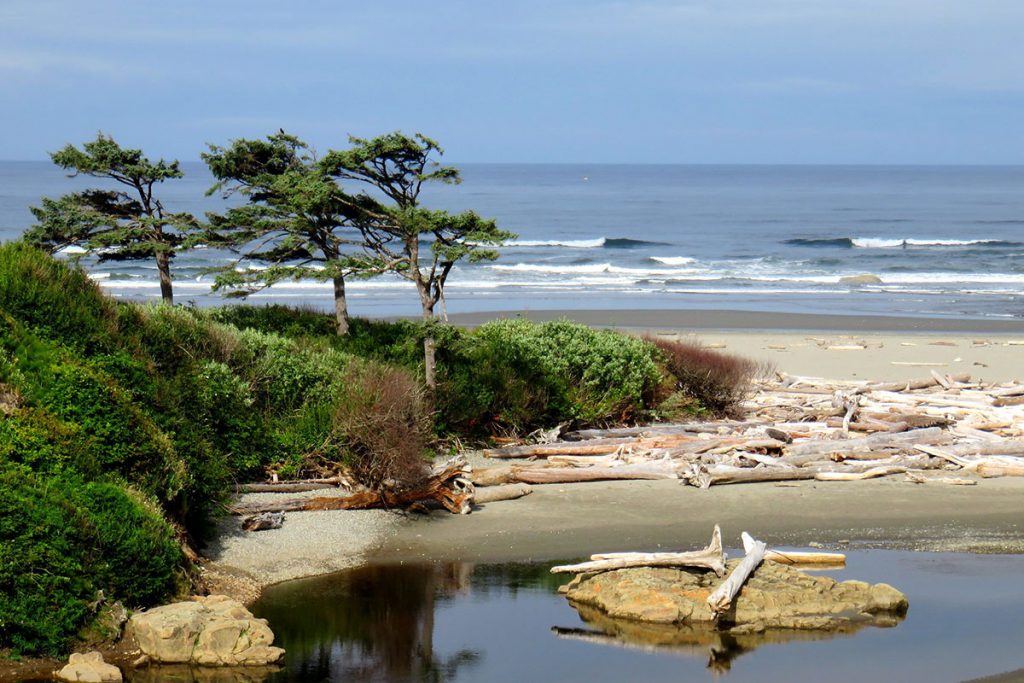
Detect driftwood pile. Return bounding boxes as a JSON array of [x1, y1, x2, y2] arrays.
[[475, 372, 1024, 488]]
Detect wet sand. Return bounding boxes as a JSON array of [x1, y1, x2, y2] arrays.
[[374, 476, 1024, 565]]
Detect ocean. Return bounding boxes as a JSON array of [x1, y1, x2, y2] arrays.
[[2, 161, 1023, 320]]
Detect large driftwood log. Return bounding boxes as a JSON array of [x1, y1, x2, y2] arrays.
[[238, 482, 338, 493], [230, 457, 474, 515], [707, 532, 766, 616], [483, 435, 695, 459], [551, 526, 726, 576], [513, 462, 681, 484], [471, 483, 533, 504], [859, 373, 970, 393], [814, 466, 908, 481], [762, 549, 845, 566], [782, 427, 948, 463]]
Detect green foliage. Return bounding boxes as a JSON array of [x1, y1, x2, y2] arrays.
[[26, 133, 196, 304], [0, 241, 122, 354], [438, 319, 661, 432], [0, 464, 179, 655], [201, 132, 378, 312], [192, 360, 272, 475]]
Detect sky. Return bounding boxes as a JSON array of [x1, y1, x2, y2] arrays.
[[1, 0, 1022, 164]]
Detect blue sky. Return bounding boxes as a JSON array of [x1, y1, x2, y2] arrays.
[[1, 0, 1022, 163]]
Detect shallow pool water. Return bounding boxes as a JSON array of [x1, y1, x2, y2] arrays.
[[248, 551, 1024, 683]]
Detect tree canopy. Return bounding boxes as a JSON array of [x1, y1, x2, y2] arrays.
[[27, 134, 196, 304], [324, 132, 515, 385], [202, 132, 383, 334]]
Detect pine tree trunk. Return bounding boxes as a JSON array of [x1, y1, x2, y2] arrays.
[[418, 283, 437, 389], [333, 275, 350, 335], [155, 250, 173, 305]]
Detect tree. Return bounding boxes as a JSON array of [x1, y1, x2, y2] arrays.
[[324, 132, 515, 387], [201, 132, 381, 335], [27, 134, 195, 304]]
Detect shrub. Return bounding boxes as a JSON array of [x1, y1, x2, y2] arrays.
[[438, 319, 662, 432], [647, 336, 768, 415], [192, 360, 274, 475], [331, 362, 431, 489], [0, 464, 180, 655], [0, 241, 123, 355], [207, 304, 336, 338], [233, 329, 350, 411]]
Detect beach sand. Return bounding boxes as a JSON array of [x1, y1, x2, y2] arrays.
[[213, 309, 1024, 594]]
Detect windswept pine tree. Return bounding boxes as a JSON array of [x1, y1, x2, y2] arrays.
[[27, 134, 196, 304], [202, 132, 382, 335], [324, 132, 514, 386]]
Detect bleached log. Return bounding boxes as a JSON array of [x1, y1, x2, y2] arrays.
[[483, 434, 696, 459], [762, 549, 845, 566], [859, 373, 970, 393], [472, 483, 533, 504], [684, 464, 821, 487], [471, 466, 520, 487], [707, 532, 766, 617], [552, 526, 726, 576], [814, 466, 908, 481], [514, 462, 681, 484], [783, 427, 948, 462], [238, 482, 338, 493]]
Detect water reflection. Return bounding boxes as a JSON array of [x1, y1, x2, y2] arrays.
[[253, 563, 487, 683], [554, 602, 898, 674]]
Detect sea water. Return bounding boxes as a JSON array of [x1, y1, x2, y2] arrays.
[[2, 162, 1023, 319]]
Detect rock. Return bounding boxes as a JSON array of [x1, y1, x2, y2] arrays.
[[55, 651, 122, 682], [563, 560, 908, 631], [840, 274, 884, 285], [125, 595, 285, 666]]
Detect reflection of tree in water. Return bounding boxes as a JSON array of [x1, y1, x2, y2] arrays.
[[253, 563, 480, 683]]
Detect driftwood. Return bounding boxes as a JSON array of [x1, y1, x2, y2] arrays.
[[814, 466, 908, 481], [859, 373, 970, 393], [514, 462, 681, 484], [238, 482, 338, 493], [231, 457, 474, 515], [762, 549, 845, 566], [707, 532, 766, 616], [551, 526, 726, 576], [241, 511, 284, 531], [472, 483, 533, 504]]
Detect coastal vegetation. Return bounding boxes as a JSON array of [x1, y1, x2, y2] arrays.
[[1, 131, 764, 659], [26, 134, 197, 304]]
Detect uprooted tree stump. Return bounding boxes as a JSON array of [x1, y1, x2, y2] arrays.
[[231, 457, 475, 516]]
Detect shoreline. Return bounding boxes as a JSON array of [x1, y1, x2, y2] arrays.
[[206, 315, 1024, 598]]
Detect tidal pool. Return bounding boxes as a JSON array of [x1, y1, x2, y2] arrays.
[[249, 551, 1024, 683]]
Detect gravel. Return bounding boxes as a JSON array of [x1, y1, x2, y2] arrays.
[[204, 490, 400, 587]]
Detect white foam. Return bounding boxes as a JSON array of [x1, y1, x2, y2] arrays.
[[58, 245, 87, 254], [852, 238, 1005, 248], [650, 256, 696, 266], [503, 238, 606, 248]]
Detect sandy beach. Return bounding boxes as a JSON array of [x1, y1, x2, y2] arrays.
[[210, 309, 1024, 596]]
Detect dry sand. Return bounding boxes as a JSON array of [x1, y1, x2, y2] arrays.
[[213, 309, 1024, 591]]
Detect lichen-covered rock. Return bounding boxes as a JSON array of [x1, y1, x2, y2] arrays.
[[55, 651, 122, 682], [562, 560, 908, 631], [125, 595, 285, 666]]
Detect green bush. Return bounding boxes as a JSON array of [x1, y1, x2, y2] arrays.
[[0, 241, 123, 354], [438, 319, 662, 432], [0, 464, 180, 655], [193, 360, 274, 475]]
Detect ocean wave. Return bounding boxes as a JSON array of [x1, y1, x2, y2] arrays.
[[488, 263, 703, 277], [786, 237, 1021, 249], [650, 256, 696, 265], [502, 237, 669, 249]]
